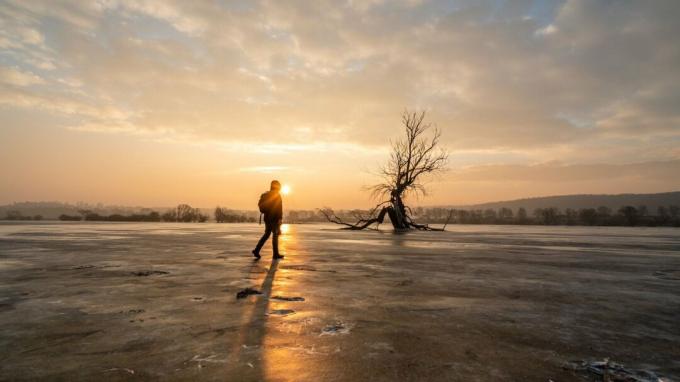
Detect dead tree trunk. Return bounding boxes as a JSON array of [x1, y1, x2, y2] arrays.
[[386, 191, 407, 229], [323, 110, 449, 231]]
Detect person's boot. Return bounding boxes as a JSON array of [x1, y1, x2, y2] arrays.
[[273, 254, 284, 260], [252, 250, 261, 261]]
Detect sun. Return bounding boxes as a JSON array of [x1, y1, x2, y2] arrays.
[[281, 184, 291, 195]]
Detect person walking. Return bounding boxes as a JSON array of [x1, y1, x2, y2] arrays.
[[252, 180, 284, 261]]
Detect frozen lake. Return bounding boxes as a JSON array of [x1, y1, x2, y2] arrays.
[[1, 222, 679, 381]]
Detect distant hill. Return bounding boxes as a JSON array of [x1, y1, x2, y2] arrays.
[[450, 191, 680, 214]]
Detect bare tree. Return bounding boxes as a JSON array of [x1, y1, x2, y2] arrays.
[[322, 110, 450, 231]]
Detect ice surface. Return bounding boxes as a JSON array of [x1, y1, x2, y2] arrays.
[[0, 222, 679, 381]]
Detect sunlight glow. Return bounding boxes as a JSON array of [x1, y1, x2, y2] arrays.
[[279, 223, 290, 235], [281, 184, 291, 195]]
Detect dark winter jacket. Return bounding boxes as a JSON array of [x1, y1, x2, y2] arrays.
[[261, 191, 283, 225]]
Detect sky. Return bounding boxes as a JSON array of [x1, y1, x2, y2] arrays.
[[1, 0, 679, 210]]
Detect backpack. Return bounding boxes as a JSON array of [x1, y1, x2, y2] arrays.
[[258, 191, 272, 214], [257, 191, 272, 224]]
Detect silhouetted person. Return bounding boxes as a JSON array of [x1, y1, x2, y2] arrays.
[[252, 180, 284, 261]]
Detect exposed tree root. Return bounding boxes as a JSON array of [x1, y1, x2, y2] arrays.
[[320, 205, 453, 232], [319, 208, 382, 231]]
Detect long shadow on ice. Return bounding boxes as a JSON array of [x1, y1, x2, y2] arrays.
[[226, 260, 279, 379]]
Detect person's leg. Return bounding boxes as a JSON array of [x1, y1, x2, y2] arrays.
[[253, 224, 272, 256], [272, 226, 280, 257]]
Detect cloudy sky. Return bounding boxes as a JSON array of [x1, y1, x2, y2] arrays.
[[1, 0, 679, 209]]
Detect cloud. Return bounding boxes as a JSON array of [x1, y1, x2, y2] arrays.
[[535, 24, 557, 36], [422, 159, 680, 205], [239, 166, 288, 173], [0, 0, 679, 165], [447, 160, 680, 184], [0, 67, 44, 86]]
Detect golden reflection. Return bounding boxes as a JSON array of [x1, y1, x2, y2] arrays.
[[227, 223, 325, 380], [262, 224, 324, 380]]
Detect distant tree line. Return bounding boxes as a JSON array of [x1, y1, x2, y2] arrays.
[[58, 214, 83, 221], [287, 209, 331, 223], [56, 204, 208, 222], [11, 203, 680, 227], [59, 211, 162, 222], [2, 211, 43, 221], [214, 207, 256, 223], [160, 204, 208, 222], [409, 205, 680, 227]]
